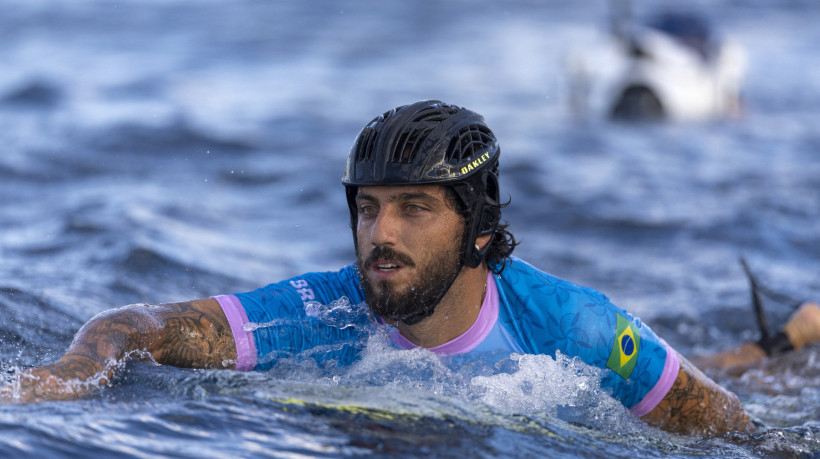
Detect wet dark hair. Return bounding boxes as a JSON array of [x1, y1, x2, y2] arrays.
[[485, 220, 518, 274]]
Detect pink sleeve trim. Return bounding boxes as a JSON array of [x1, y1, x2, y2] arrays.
[[630, 341, 681, 417], [212, 294, 258, 371]]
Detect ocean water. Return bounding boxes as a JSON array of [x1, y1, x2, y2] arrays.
[[1, 0, 819, 457]]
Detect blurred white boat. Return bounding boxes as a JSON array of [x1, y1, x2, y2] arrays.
[[568, 9, 747, 122]]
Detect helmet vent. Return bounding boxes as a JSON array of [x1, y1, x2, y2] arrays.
[[446, 124, 495, 162], [355, 124, 377, 162], [355, 110, 393, 163], [391, 127, 433, 163]]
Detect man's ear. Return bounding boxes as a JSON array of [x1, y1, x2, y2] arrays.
[[474, 234, 491, 251]]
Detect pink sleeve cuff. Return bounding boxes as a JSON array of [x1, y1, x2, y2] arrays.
[[212, 294, 258, 371], [630, 341, 681, 417]]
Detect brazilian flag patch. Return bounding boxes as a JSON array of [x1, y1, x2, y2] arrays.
[[606, 314, 641, 379]]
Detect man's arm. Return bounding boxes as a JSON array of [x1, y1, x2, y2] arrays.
[[641, 353, 755, 435], [2, 298, 236, 403], [692, 302, 820, 373], [643, 302, 820, 434]]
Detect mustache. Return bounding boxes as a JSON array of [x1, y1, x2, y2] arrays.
[[363, 246, 415, 268]]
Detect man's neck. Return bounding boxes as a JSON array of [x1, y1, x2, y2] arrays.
[[394, 264, 489, 348]]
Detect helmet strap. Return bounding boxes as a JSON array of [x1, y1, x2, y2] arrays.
[[456, 170, 500, 269]]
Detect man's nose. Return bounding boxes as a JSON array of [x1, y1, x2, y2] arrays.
[[370, 209, 399, 247]]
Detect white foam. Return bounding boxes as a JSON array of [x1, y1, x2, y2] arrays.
[[303, 297, 370, 330], [260, 325, 639, 431]]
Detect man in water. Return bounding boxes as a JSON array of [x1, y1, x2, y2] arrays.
[[4, 100, 819, 436]]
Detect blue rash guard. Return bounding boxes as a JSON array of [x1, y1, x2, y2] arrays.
[[214, 257, 680, 417]]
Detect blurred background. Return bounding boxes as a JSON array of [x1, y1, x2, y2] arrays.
[[0, 0, 818, 456]]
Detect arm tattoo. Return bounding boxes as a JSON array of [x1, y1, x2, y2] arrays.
[[50, 355, 102, 378], [65, 299, 236, 374], [642, 353, 755, 435], [4, 299, 237, 402], [154, 300, 237, 368]]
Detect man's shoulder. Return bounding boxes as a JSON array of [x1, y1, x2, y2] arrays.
[[296, 263, 359, 283], [495, 257, 612, 306], [239, 263, 363, 303], [283, 263, 362, 293]]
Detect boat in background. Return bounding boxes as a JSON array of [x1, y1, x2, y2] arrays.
[[568, 6, 747, 122]]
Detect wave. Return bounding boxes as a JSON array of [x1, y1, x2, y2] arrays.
[[85, 119, 256, 156], [0, 79, 63, 109], [2, 356, 816, 458], [0, 287, 82, 367]]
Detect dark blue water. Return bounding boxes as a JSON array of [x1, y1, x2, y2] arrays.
[[1, 0, 818, 457]]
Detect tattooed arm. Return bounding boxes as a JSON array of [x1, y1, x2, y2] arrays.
[[642, 303, 820, 434], [1, 298, 236, 403], [641, 353, 755, 435]]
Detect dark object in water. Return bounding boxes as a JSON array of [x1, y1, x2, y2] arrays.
[[610, 85, 665, 121], [740, 256, 803, 356]]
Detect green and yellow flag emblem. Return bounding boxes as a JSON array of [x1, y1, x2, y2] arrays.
[[606, 314, 641, 379]]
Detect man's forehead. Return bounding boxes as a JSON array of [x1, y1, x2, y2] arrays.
[[356, 185, 447, 202]]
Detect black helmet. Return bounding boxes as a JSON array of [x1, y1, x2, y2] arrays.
[[342, 100, 501, 268]]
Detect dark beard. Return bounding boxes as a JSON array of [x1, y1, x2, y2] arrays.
[[356, 244, 462, 324]]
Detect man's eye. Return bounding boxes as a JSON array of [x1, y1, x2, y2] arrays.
[[359, 205, 376, 215]]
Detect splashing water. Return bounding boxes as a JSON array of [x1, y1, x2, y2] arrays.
[[257, 317, 641, 433], [243, 297, 371, 332], [0, 349, 156, 403], [303, 297, 371, 329], [234, 296, 642, 432]]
